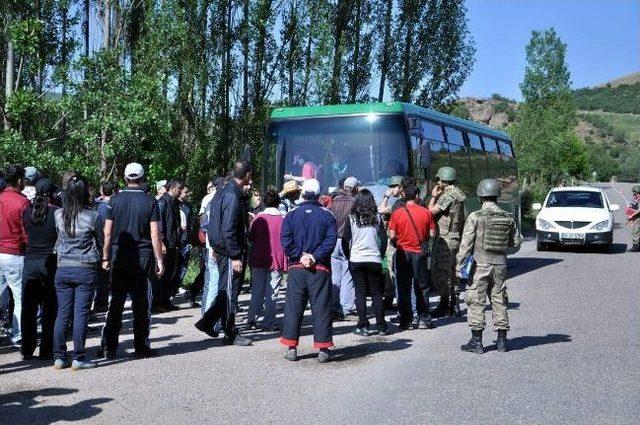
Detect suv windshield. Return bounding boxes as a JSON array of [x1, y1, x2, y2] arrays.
[[268, 114, 409, 193], [545, 191, 604, 208]]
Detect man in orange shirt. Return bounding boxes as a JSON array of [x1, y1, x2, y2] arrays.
[[389, 183, 436, 331]]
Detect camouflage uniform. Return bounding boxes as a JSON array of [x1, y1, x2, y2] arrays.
[[432, 185, 466, 297], [632, 220, 640, 245], [456, 202, 517, 331]]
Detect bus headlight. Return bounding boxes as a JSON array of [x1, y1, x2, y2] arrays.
[[591, 220, 610, 231]]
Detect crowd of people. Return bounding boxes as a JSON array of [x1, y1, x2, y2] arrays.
[[0, 159, 519, 368]]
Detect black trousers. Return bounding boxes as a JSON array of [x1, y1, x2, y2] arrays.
[[395, 250, 431, 325], [199, 254, 242, 338], [349, 261, 386, 330], [21, 256, 57, 357], [101, 255, 153, 353], [281, 267, 333, 348], [160, 248, 178, 307], [94, 268, 110, 311]]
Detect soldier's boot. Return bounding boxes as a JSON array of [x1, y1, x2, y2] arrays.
[[449, 292, 461, 317], [461, 330, 484, 354], [496, 330, 509, 353], [629, 244, 640, 253], [431, 295, 450, 318]]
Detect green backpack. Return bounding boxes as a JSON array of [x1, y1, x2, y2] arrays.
[[478, 209, 513, 254]]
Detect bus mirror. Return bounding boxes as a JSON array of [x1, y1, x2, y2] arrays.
[[420, 142, 431, 168], [407, 117, 420, 130]]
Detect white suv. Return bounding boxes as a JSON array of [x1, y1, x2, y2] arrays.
[[533, 186, 619, 251]]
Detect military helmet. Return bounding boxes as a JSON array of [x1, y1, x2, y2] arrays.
[[388, 175, 403, 187], [436, 166, 456, 182], [633, 185, 640, 194], [476, 179, 501, 198]]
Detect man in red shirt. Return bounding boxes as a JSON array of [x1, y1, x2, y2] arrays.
[[389, 182, 436, 331], [0, 165, 29, 346]]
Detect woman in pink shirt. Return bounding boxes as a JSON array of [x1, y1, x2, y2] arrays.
[[247, 189, 286, 331]]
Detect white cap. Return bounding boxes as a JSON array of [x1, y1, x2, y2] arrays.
[[156, 179, 168, 190], [344, 176, 360, 189], [301, 178, 321, 197], [124, 163, 145, 179]]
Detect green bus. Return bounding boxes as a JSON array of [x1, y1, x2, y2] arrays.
[[263, 102, 520, 228]]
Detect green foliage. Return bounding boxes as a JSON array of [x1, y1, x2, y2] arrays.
[[574, 82, 640, 114], [448, 102, 470, 119], [585, 143, 620, 182], [512, 28, 587, 189], [520, 28, 571, 104]]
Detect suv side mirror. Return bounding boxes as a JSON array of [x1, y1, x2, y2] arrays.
[[532, 203, 542, 210], [420, 140, 431, 168], [610, 204, 620, 211]]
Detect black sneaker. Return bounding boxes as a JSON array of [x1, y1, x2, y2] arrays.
[[97, 346, 116, 360], [378, 327, 390, 336], [332, 312, 346, 321], [418, 317, 433, 330], [223, 334, 253, 346], [411, 317, 420, 329], [317, 348, 332, 363], [390, 314, 401, 323], [246, 321, 258, 330], [133, 348, 158, 359], [190, 302, 201, 309], [195, 319, 220, 338], [162, 303, 180, 312], [353, 327, 370, 337]]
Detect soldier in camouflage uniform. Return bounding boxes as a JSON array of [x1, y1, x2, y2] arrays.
[[456, 179, 518, 354], [429, 167, 466, 318], [627, 186, 640, 252]]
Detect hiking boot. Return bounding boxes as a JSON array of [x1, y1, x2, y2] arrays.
[[284, 348, 298, 361], [54, 358, 70, 370], [496, 330, 509, 353], [223, 334, 253, 346], [461, 330, 484, 354], [195, 319, 219, 338], [317, 348, 332, 363], [71, 359, 97, 370], [431, 295, 450, 318], [629, 244, 640, 253]]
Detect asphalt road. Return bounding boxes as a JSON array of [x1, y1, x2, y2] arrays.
[[1, 182, 639, 425]]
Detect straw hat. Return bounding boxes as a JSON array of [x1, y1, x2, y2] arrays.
[[280, 180, 301, 197]]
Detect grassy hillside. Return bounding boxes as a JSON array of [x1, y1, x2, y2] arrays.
[[595, 72, 640, 88], [574, 81, 640, 114]]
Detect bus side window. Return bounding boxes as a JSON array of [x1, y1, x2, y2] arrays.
[[482, 136, 504, 181], [467, 132, 488, 185], [498, 140, 518, 202], [444, 127, 471, 194], [428, 140, 451, 195]]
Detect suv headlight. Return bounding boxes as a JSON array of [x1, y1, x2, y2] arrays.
[[538, 218, 555, 230], [591, 220, 611, 231]]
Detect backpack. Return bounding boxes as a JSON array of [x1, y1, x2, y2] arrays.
[[478, 209, 513, 254]]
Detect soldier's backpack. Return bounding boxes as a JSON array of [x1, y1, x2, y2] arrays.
[[478, 209, 513, 254]]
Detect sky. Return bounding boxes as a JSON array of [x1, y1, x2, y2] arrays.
[[460, 0, 640, 100]]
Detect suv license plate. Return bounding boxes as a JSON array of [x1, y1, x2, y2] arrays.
[[561, 232, 585, 241]]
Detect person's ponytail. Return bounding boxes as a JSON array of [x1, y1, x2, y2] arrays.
[[31, 194, 49, 226]]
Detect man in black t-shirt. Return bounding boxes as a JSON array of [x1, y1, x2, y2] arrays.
[[100, 163, 164, 359], [157, 180, 183, 311]]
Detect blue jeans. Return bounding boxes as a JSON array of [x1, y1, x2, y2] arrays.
[[331, 239, 355, 314], [248, 268, 283, 327], [53, 266, 96, 361], [0, 254, 24, 344], [200, 248, 220, 331]]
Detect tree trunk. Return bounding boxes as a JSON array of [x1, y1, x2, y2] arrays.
[[348, 0, 361, 103], [103, 0, 111, 49], [4, 38, 14, 130], [302, 11, 313, 104], [401, 25, 413, 101], [378, 0, 392, 102], [241, 0, 249, 113]]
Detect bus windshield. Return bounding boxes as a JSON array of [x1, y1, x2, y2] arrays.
[[268, 114, 409, 193]]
